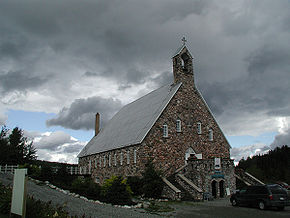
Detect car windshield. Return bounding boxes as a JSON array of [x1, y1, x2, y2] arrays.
[[268, 185, 285, 194]]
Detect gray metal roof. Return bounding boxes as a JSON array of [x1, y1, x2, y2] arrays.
[[78, 82, 182, 157]]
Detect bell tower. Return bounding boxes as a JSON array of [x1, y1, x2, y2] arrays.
[[172, 37, 194, 87]]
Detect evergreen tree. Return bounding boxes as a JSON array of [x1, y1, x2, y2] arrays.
[[237, 145, 290, 184], [0, 126, 37, 164], [142, 160, 164, 198]]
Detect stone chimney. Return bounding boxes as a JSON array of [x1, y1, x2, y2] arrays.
[[95, 113, 100, 136]]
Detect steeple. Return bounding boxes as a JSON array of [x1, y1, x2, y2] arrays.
[[172, 37, 194, 86]]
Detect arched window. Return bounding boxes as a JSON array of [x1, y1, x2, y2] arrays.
[[181, 53, 189, 70], [176, 119, 181, 132], [163, 123, 168, 137], [209, 128, 213, 141], [197, 122, 202, 134]]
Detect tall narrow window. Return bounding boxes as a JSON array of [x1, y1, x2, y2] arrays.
[[176, 119, 181, 132], [89, 160, 91, 174], [127, 150, 130, 165], [197, 122, 202, 134], [163, 123, 168, 137], [109, 154, 111, 167], [134, 149, 137, 164], [103, 155, 106, 167], [114, 153, 117, 166], [209, 128, 213, 141], [99, 157, 101, 167], [120, 152, 123, 166], [95, 159, 98, 168]]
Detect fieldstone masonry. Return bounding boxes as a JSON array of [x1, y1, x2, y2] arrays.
[[78, 43, 235, 199]]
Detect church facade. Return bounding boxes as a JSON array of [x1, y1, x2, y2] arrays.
[[78, 41, 235, 200]]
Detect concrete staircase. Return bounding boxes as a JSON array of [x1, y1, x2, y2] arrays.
[[162, 164, 204, 201], [234, 168, 264, 186], [167, 175, 195, 201]]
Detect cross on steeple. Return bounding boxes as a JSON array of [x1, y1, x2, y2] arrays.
[[182, 36, 187, 45]]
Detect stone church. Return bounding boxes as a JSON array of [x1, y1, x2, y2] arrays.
[[78, 40, 235, 200]]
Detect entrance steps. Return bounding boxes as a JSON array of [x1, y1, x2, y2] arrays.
[[234, 168, 264, 186]]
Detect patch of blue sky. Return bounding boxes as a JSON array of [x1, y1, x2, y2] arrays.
[[5, 110, 92, 142], [227, 132, 277, 148]]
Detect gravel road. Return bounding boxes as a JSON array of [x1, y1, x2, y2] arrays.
[[0, 173, 160, 218]]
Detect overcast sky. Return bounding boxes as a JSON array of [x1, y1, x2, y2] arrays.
[[0, 0, 289, 164]]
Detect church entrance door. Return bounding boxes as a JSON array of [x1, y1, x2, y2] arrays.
[[211, 180, 217, 198], [219, 180, 225, 198]]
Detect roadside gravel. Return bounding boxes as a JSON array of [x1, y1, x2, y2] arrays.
[[0, 173, 160, 218]]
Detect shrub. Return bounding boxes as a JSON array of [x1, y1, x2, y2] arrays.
[[38, 165, 53, 181], [127, 176, 143, 196], [0, 182, 12, 214], [19, 163, 41, 179], [101, 176, 133, 205], [142, 161, 164, 199], [26, 197, 68, 218], [71, 177, 101, 200]]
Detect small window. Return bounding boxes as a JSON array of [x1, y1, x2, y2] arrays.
[[197, 122, 202, 134], [114, 153, 117, 166], [134, 149, 137, 164], [120, 152, 123, 166], [109, 154, 111, 167], [209, 128, 213, 141], [127, 150, 130, 165], [99, 157, 101, 167], [95, 159, 98, 168], [176, 119, 181, 132], [163, 123, 168, 137]]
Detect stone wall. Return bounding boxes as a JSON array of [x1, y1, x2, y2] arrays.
[[79, 46, 233, 187], [183, 157, 236, 197]]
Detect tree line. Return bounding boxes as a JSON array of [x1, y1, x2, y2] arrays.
[[0, 126, 37, 165], [237, 145, 290, 184]]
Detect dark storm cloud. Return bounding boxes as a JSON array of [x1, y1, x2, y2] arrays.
[[0, 70, 47, 93], [151, 71, 172, 87], [0, 0, 289, 138], [46, 96, 122, 130]]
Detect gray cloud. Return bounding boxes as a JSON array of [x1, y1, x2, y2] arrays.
[[270, 129, 290, 148], [34, 131, 74, 151], [231, 144, 270, 163], [63, 143, 85, 154], [46, 96, 122, 130]]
